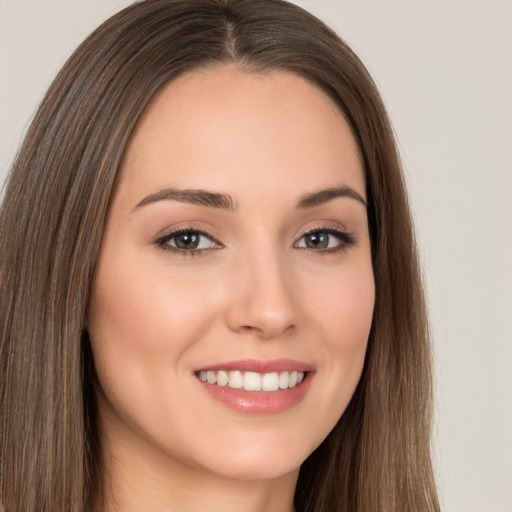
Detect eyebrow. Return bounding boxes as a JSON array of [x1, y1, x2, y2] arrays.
[[296, 185, 367, 209], [133, 184, 366, 212], [134, 188, 238, 212]]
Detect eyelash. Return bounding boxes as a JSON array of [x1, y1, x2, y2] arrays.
[[155, 227, 221, 257], [155, 225, 357, 257], [295, 226, 357, 255]]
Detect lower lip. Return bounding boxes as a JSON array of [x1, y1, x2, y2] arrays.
[[197, 374, 313, 415]]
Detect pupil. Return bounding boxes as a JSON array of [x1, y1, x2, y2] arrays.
[[306, 232, 328, 249], [175, 232, 199, 249]]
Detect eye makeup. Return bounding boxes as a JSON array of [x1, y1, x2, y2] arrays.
[[154, 223, 357, 258], [155, 227, 223, 257], [294, 225, 357, 254]]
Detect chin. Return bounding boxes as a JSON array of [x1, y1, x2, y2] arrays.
[[200, 454, 303, 482], [183, 429, 318, 482]]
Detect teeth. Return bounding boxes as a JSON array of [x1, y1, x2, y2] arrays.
[[244, 372, 261, 391], [262, 372, 279, 391], [198, 370, 306, 391], [216, 370, 229, 387], [278, 371, 289, 389], [228, 370, 243, 389]]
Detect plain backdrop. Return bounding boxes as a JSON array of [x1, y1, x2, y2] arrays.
[[1, 1, 511, 511]]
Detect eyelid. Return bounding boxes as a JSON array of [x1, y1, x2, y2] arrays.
[[154, 226, 223, 256], [152, 222, 356, 257], [294, 224, 357, 253]]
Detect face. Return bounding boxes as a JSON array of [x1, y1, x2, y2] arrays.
[[88, 66, 374, 483]]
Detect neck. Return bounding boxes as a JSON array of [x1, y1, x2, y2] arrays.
[[100, 463, 297, 512], [94, 401, 298, 512]]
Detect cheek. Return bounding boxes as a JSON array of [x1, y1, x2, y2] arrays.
[[86, 254, 217, 441], [313, 259, 375, 349], [88, 269, 165, 361], [87, 256, 190, 411], [88, 255, 213, 358], [305, 260, 374, 409]]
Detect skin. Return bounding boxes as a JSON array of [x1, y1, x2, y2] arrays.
[[87, 66, 375, 512]]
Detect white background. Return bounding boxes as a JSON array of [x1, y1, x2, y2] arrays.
[[1, 1, 511, 511]]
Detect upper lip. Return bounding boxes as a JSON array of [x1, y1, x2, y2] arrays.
[[195, 358, 314, 374]]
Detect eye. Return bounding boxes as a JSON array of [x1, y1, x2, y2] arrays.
[[156, 229, 220, 254], [295, 228, 356, 252]]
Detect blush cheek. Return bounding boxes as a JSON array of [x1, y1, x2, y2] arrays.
[[87, 259, 200, 431], [90, 270, 160, 356], [325, 269, 374, 345], [88, 253, 222, 384], [309, 264, 374, 408]]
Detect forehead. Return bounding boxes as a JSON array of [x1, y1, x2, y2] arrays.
[[117, 65, 364, 204]]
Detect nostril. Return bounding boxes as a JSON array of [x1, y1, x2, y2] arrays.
[[238, 322, 295, 339]]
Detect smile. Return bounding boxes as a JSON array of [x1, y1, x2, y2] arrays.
[[195, 359, 314, 415], [198, 370, 305, 392]]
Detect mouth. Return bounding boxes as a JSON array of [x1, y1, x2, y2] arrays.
[[194, 359, 314, 415], [197, 369, 306, 391]]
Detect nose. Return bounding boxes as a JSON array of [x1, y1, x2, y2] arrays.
[[225, 251, 298, 339]]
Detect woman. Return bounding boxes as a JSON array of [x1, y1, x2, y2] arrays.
[[0, 1, 440, 511]]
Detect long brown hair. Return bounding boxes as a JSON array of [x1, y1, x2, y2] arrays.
[[0, 1, 439, 510]]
